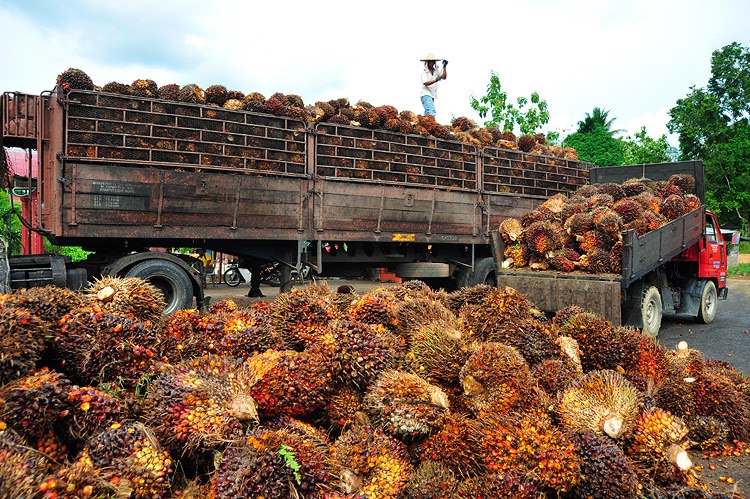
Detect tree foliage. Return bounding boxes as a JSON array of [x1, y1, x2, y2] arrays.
[[577, 107, 623, 136], [564, 124, 624, 166], [0, 191, 22, 255], [470, 71, 550, 135], [668, 42, 750, 234], [619, 127, 676, 165]]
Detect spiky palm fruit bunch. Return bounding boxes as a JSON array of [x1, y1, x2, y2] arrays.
[[458, 287, 532, 342], [499, 217, 524, 244], [666, 341, 706, 378], [608, 239, 623, 274], [63, 385, 130, 444], [661, 194, 686, 221], [0, 428, 60, 499], [613, 197, 645, 223], [224, 89, 244, 101], [618, 326, 669, 392], [347, 292, 399, 330], [550, 304, 585, 327], [573, 184, 601, 198], [475, 413, 582, 493], [411, 413, 483, 479], [569, 432, 641, 499], [501, 243, 529, 268], [157, 83, 180, 100], [586, 193, 616, 211], [456, 472, 541, 498], [517, 134, 536, 152], [595, 210, 625, 242], [705, 359, 750, 402], [222, 98, 243, 110], [102, 81, 133, 95], [576, 229, 606, 253], [402, 460, 459, 498], [657, 180, 683, 200], [159, 308, 204, 361], [531, 357, 581, 397], [686, 415, 729, 450], [210, 426, 331, 498], [580, 248, 612, 274], [363, 369, 449, 440], [525, 220, 562, 255], [558, 369, 641, 439], [0, 305, 47, 385], [626, 408, 690, 469], [459, 342, 535, 415], [633, 190, 662, 215], [326, 384, 365, 433], [56, 68, 95, 91], [307, 320, 403, 389], [520, 209, 545, 228], [564, 212, 594, 237], [305, 104, 326, 123], [406, 323, 470, 384], [77, 421, 173, 499], [391, 295, 457, 340], [597, 182, 627, 202], [329, 425, 413, 499], [263, 96, 288, 116], [244, 99, 266, 113], [690, 370, 750, 440], [271, 287, 343, 348], [666, 173, 695, 195], [625, 216, 650, 237], [445, 283, 494, 314], [55, 306, 161, 388], [682, 193, 701, 213], [549, 252, 576, 273], [86, 276, 166, 323], [481, 318, 559, 366], [246, 349, 334, 419], [451, 116, 477, 132], [1, 281, 84, 328], [561, 199, 587, 221], [556, 311, 623, 371], [177, 83, 206, 104], [539, 193, 568, 217], [383, 117, 401, 131], [131, 79, 158, 98], [620, 178, 648, 197], [0, 368, 71, 442], [140, 356, 254, 454]]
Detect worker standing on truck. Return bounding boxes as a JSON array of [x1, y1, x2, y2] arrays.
[[420, 53, 448, 117]]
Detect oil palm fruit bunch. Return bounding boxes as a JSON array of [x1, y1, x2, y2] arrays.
[[140, 356, 255, 454], [363, 369, 449, 441], [222, 98, 243, 110], [102, 81, 134, 95], [0, 368, 71, 442], [705, 359, 750, 402], [595, 209, 625, 242], [531, 357, 582, 398], [346, 291, 399, 330], [621, 178, 648, 197], [456, 472, 541, 498], [458, 286, 532, 342], [626, 407, 691, 470], [539, 193, 568, 219], [406, 323, 469, 384], [38, 459, 118, 498], [451, 116, 477, 132], [633, 190, 662, 214], [157, 83, 180, 100], [56, 68, 95, 91], [556, 310, 624, 371], [392, 295, 457, 340], [55, 305, 161, 388], [86, 276, 166, 323], [619, 325, 669, 392], [525, 220, 562, 256], [271, 287, 343, 348], [558, 369, 641, 439], [131, 78, 158, 98], [0, 428, 58, 498], [666, 341, 706, 378], [501, 243, 529, 268], [517, 134, 536, 152], [548, 251, 577, 272], [667, 173, 696, 194], [76, 421, 173, 499], [609, 239, 623, 274], [403, 460, 459, 498], [577, 229, 606, 254], [204, 84, 228, 106], [246, 349, 334, 419], [613, 197, 644, 223], [177, 83, 205, 104], [568, 432, 641, 499], [482, 318, 559, 366], [683, 193, 701, 213], [586, 192, 615, 211], [411, 413, 483, 478], [475, 413, 582, 494], [445, 283, 494, 314], [499, 217, 524, 244], [686, 415, 729, 451], [329, 424, 413, 498], [657, 180, 684, 199], [63, 384, 130, 445], [597, 182, 627, 202], [1, 284, 83, 329], [307, 319, 403, 389], [325, 384, 366, 433], [661, 194, 686, 221], [690, 369, 750, 440], [459, 342, 535, 415], [564, 212, 594, 237], [652, 373, 696, 423], [574, 183, 601, 198], [0, 304, 47, 385]]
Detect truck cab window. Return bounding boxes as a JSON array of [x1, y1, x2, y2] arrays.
[[706, 217, 717, 242]]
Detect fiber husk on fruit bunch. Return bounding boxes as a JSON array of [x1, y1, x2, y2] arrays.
[[1, 276, 748, 497], [500, 173, 701, 275]]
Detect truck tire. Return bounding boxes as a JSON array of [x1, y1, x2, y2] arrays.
[[468, 257, 497, 287], [125, 259, 193, 315], [696, 280, 717, 324], [641, 286, 663, 338]]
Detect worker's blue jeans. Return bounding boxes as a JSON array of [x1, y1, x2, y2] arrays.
[[421, 95, 435, 116]]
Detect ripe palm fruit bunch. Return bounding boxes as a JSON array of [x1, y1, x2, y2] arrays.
[[597, 182, 627, 202], [271, 287, 343, 348], [5, 282, 84, 331], [482, 318, 559, 366], [38, 460, 117, 499], [683, 193, 701, 212], [86, 276, 166, 323], [517, 134, 536, 152], [451, 116, 477, 132], [520, 208, 545, 227], [0, 305, 47, 385], [705, 358, 750, 402], [0, 368, 71, 442], [499, 217, 524, 244], [456, 472, 541, 498], [595, 209, 625, 242], [445, 283, 494, 314], [556, 310, 624, 371], [586, 192, 615, 211], [363, 369, 449, 440], [0, 428, 59, 498], [177, 83, 205, 104], [564, 212, 594, 237], [412, 413, 483, 478], [157, 83, 180, 100], [686, 415, 729, 451], [633, 190, 662, 214], [690, 369, 750, 440], [531, 357, 582, 397], [76, 421, 173, 499], [558, 369, 641, 439], [102, 81, 133, 95], [459, 342, 535, 415], [406, 323, 469, 384], [576, 229, 606, 254], [223, 97, 245, 110], [458, 286, 532, 341], [392, 295, 457, 340], [666, 340, 706, 378], [131, 78, 158, 98], [56, 68, 95, 91], [574, 183, 602, 198], [502, 243, 529, 268], [525, 220, 561, 256], [329, 424, 413, 498], [625, 407, 691, 470], [475, 413, 582, 493], [204, 84, 228, 106], [403, 460, 459, 498], [661, 194, 686, 221], [307, 319, 403, 389], [63, 385, 130, 444], [539, 193, 568, 218], [582, 247, 612, 274], [619, 326, 669, 392], [159, 308, 205, 361], [325, 384, 365, 433], [657, 180, 684, 199], [549, 251, 577, 272], [621, 178, 648, 197], [667, 173, 696, 195], [346, 291, 399, 330], [140, 356, 255, 454], [613, 197, 644, 223], [55, 305, 161, 388], [569, 432, 641, 499], [246, 349, 334, 419], [609, 239, 623, 274]]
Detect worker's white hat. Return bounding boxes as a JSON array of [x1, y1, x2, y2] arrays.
[[420, 53, 440, 61]]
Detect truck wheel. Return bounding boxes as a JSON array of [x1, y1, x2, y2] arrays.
[[125, 259, 193, 315], [640, 286, 663, 337], [696, 280, 717, 324], [469, 257, 497, 287]]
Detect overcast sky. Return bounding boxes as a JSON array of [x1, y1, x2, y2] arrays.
[[2, 0, 748, 144]]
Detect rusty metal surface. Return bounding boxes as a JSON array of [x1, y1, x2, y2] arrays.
[[2, 92, 39, 146]]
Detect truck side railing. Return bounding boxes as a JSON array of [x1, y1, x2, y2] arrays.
[[2, 92, 40, 146]]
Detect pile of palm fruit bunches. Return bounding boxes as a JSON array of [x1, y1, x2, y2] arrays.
[[55, 68, 578, 159], [1, 272, 748, 498], [499, 173, 701, 274]]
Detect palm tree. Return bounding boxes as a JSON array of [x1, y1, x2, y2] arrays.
[[577, 107, 624, 136]]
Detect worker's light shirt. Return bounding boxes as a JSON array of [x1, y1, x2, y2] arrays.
[[420, 64, 444, 99]]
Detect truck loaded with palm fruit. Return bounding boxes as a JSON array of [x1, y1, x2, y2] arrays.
[[1, 69, 589, 313], [491, 161, 735, 336]]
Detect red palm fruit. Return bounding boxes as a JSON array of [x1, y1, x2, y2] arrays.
[[56, 68, 95, 91], [556, 310, 624, 371], [325, 385, 365, 433], [657, 180, 683, 199], [458, 287, 532, 341], [131, 78, 158, 98], [661, 194, 686, 221], [482, 317, 559, 366], [577, 229, 605, 253], [412, 413, 483, 478], [86, 276, 166, 323], [0, 305, 46, 385], [613, 197, 644, 223], [517, 134, 536, 152], [392, 295, 457, 340], [501, 243, 529, 268], [0, 285, 84, 330], [564, 212, 594, 236], [609, 240, 623, 274], [691, 370, 750, 440], [570, 432, 641, 499], [597, 182, 627, 201], [686, 415, 729, 451], [622, 178, 648, 197], [683, 193, 701, 212], [549, 252, 576, 273], [445, 283, 495, 313], [457, 472, 541, 498], [574, 184, 602, 198], [667, 173, 696, 195], [618, 326, 669, 392], [520, 209, 545, 227], [625, 216, 650, 237], [525, 220, 561, 255], [270, 287, 343, 348], [532, 357, 582, 397], [596, 210, 625, 242], [582, 248, 612, 274], [499, 217, 524, 244], [64, 385, 130, 444], [347, 292, 399, 330], [633, 190, 662, 214], [626, 407, 691, 470], [586, 192, 615, 210], [404, 461, 460, 498], [157, 83, 180, 100]]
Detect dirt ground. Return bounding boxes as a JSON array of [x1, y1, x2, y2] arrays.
[[739, 253, 750, 264]]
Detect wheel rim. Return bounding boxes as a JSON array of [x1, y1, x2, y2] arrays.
[[645, 298, 658, 330], [705, 286, 716, 316]]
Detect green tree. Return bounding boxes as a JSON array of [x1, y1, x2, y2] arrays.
[[667, 42, 750, 234], [619, 127, 677, 165], [577, 107, 623, 136], [470, 71, 551, 135], [564, 124, 624, 166]]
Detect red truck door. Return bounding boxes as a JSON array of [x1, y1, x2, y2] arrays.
[[699, 212, 726, 289]]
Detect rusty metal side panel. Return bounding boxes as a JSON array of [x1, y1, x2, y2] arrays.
[[58, 163, 308, 240], [484, 192, 547, 235]]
